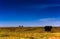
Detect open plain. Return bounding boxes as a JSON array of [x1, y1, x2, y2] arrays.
[[0, 27, 60, 39]]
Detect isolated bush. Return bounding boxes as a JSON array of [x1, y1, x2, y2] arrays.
[[44, 26, 52, 31]]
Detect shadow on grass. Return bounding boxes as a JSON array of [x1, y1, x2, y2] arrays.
[[0, 34, 10, 37]]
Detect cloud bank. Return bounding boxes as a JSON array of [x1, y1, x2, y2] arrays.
[[0, 18, 60, 27], [39, 18, 60, 26]]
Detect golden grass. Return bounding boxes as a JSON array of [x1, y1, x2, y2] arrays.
[[0, 27, 60, 39], [0, 37, 19, 39]]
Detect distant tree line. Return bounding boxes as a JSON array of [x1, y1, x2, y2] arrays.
[[19, 25, 23, 27]]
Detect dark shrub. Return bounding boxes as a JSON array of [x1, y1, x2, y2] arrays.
[[44, 26, 52, 31]]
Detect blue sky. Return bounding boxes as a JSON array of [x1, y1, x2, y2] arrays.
[[0, 0, 60, 27]]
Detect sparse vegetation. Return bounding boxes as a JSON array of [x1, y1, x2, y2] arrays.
[[0, 27, 60, 39]]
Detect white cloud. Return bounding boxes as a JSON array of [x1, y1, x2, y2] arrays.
[[26, 4, 60, 9], [38, 18, 60, 26], [0, 18, 60, 27]]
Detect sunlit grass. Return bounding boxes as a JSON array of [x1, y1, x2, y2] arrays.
[[0, 27, 60, 39]]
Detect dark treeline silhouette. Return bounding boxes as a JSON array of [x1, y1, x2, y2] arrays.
[[19, 25, 23, 27]]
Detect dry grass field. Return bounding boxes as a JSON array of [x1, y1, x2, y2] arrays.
[[0, 27, 60, 39]]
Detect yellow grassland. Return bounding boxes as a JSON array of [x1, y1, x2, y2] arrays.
[[0, 27, 60, 39]]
